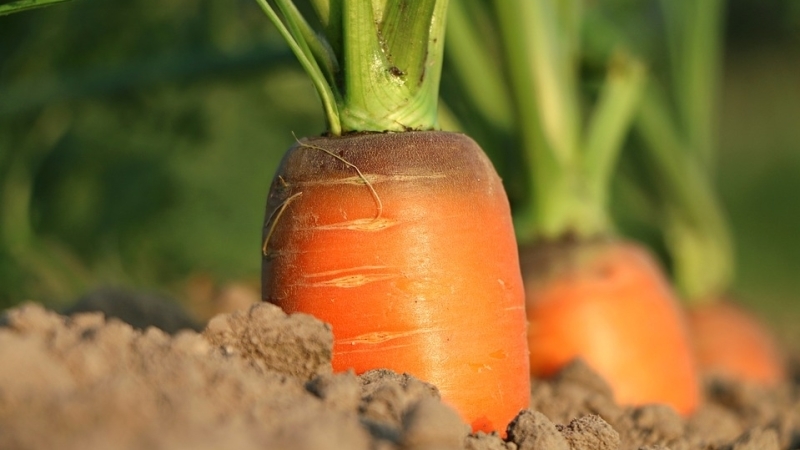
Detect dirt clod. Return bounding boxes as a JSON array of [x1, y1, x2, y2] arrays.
[[725, 427, 781, 450], [507, 409, 570, 450], [557, 414, 620, 450], [203, 302, 333, 381], [401, 398, 470, 450]]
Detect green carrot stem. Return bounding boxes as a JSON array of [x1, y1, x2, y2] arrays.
[[636, 84, 733, 302], [445, 0, 513, 134], [495, 0, 644, 243], [339, 0, 446, 132], [255, 0, 342, 134], [661, 0, 724, 173], [637, 0, 733, 302], [0, 0, 71, 15], [256, 0, 448, 134], [582, 51, 647, 218]]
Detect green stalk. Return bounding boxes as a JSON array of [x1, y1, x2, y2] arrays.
[[579, 0, 731, 302], [255, 0, 342, 134], [256, 0, 448, 134], [634, 0, 732, 303], [444, 0, 513, 134], [583, 51, 647, 219], [660, 0, 724, 173], [494, 0, 645, 243], [0, 0, 71, 16], [636, 85, 733, 302]]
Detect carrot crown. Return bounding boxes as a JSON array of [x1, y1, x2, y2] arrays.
[[255, 0, 449, 135]]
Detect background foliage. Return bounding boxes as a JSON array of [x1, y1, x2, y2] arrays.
[[1, 0, 798, 330]]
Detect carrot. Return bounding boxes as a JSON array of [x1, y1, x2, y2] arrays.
[[521, 239, 699, 415], [263, 132, 528, 432], [255, 0, 529, 434], [631, 0, 786, 387], [688, 300, 785, 386]]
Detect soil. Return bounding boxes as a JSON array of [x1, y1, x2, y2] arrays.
[[1, 299, 798, 450]]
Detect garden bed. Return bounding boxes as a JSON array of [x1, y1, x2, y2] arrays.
[[0, 301, 796, 450]]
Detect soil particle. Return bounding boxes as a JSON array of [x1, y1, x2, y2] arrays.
[[464, 432, 516, 450], [507, 409, 571, 450], [686, 404, 744, 446], [203, 302, 333, 381], [401, 398, 471, 450], [529, 359, 624, 426], [724, 427, 781, 450], [0, 303, 344, 450], [556, 414, 621, 450], [306, 370, 362, 412], [358, 369, 443, 445], [614, 404, 685, 450]]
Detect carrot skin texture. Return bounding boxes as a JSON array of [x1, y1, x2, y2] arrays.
[[688, 300, 785, 386], [262, 131, 530, 434], [521, 240, 700, 416]]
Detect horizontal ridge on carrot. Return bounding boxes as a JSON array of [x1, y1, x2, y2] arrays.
[[255, 0, 530, 434]]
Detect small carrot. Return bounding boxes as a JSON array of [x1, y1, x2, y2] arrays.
[[522, 239, 700, 415], [255, 0, 530, 434], [688, 300, 785, 386]]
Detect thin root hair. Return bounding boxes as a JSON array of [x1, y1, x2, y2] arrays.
[[293, 133, 383, 220], [262, 191, 303, 256]]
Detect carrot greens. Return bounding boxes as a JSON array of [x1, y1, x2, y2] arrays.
[[491, 0, 646, 242], [255, 0, 448, 135], [634, 0, 732, 302], [0, 0, 73, 16]]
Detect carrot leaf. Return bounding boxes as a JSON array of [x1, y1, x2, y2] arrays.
[[445, 0, 513, 133], [255, 0, 342, 134], [0, 0, 71, 16], [661, 0, 724, 173], [636, 84, 733, 301], [583, 51, 646, 208]]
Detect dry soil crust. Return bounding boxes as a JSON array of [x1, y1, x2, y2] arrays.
[[0, 302, 797, 450]]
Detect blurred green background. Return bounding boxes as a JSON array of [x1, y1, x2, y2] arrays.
[[0, 0, 798, 331]]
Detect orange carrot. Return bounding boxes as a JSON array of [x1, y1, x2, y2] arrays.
[[688, 300, 785, 386], [262, 131, 530, 433], [255, 0, 530, 433], [522, 239, 700, 415]]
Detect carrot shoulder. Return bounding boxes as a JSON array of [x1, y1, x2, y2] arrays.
[[262, 131, 530, 433]]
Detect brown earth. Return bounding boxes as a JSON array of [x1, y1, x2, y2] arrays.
[[0, 300, 798, 450]]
